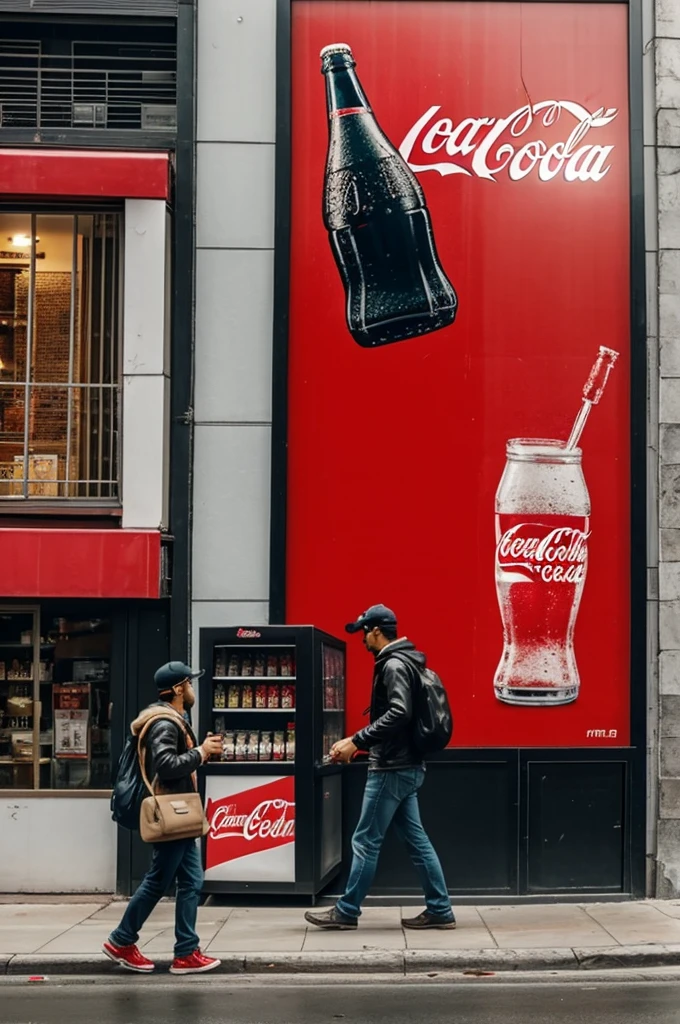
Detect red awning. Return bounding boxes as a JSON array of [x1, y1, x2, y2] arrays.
[[0, 149, 170, 200], [0, 528, 162, 599]]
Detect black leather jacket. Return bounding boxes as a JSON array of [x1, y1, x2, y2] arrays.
[[352, 639, 424, 769], [132, 702, 203, 796]]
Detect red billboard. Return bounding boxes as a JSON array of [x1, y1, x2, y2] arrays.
[[285, 1, 631, 747]]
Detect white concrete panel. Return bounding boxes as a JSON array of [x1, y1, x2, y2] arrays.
[[122, 374, 168, 530], [194, 249, 274, 422], [192, 425, 271, 601], [197, 0, 276, 144], [0, 799, 116, 892], [196, 143, 275, 250], [123, 200, 168, 376], [191, 600, 270, 662]]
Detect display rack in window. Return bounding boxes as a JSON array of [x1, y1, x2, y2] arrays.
[[0, 610, 112, 791]]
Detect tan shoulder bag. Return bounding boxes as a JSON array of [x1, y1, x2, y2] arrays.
[[137, 709, 208, 844]]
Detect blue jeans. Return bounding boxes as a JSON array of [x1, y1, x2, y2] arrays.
[[336, 766, 453, 921], [110, 838, 203, 958]]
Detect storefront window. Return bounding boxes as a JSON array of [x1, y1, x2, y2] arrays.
[[0, 610, 112, 790], [0, 212, 122, 501]]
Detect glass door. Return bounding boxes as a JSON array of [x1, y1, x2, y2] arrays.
[[0, 606, 40, 789]]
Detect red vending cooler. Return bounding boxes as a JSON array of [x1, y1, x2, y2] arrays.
[[198, 625, 345, 898]]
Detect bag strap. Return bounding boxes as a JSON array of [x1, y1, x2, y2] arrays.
[[136, 709, 192, 799]]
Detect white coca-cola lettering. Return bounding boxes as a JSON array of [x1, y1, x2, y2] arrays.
[[209, 798, 295, 842], [497, 524, 590, 584], [399, 101, 619, 183], [236, 628, 261, 638]]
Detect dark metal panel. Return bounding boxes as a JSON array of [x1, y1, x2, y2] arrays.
[[269, 0, 292, 624], [0, 1, 178, 13], [333, 755, 519, 897], [526, 760, 626, 892], [114, 601, 171, 897], [0, 130, 176, 148], [167, 0, 194, 660]]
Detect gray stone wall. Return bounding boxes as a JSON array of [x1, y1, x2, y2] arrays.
[[652, 0, 680, 896]]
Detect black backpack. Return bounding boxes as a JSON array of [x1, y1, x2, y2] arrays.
[[110, 711, 174, 831], [110, 732, 147, 831], [392, 653, 453, 754]]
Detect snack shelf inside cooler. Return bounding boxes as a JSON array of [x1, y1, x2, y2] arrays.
[[212, 707, 296, 714], [213, 676, 297, 682]]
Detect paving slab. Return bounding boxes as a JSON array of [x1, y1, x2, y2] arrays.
[[302, 927, 405, 952], [403, 907, 496, 950], [207, 908, 305, 953], [650, 900, 680, 920], [142, 920, 226, 954], [37, 922, 166, 955], [479, 903, 613, 949], [585, 902, 680, 944], [0, 926, 88, 956], [0, 904, 100, 926], [209, 930, 305, 953]]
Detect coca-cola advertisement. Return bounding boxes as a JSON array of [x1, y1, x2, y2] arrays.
[[204, 776, 295, 882], [285, 1, 630, 747]]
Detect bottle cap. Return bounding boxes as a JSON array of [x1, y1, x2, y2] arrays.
[[320, 43, 353, 57]]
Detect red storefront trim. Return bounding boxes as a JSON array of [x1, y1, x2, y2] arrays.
[[0, 529, 162, 599], [0, 149, 170, 200]]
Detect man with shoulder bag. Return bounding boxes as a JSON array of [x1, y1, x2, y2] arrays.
[[104, 661, 223, 975], [305, 605, 455, 931]]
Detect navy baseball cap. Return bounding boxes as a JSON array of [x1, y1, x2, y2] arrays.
[[154, 661, 204, 690], [345, 604, 398, 634]]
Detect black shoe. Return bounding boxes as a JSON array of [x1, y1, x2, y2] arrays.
[[401, 911, 456, 930], [304, 907, 358, 930]]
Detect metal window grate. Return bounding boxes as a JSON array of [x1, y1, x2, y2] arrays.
[[0, 36, 177, 131], [0, 2, 178, 15]]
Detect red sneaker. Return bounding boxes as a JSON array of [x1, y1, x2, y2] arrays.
[[169, 949, 221, 975], [102, 940, 155, 973]]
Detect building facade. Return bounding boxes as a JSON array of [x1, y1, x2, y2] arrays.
[[0, 1, 191, 892], [1, 0, 679, 899]]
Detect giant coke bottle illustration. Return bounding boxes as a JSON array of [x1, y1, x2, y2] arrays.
[[494, 347, 619, 707], [321, 43, 458, 347]]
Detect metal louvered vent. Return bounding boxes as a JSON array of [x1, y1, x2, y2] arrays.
[[0, 1, 178, 14], [0, 35, 177, 131]]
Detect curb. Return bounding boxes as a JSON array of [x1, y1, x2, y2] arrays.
[[5, 945, 680, 976]]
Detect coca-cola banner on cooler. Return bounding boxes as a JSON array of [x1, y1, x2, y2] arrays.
[[204, 776, 295, 882], [285, 2, 631, 747]]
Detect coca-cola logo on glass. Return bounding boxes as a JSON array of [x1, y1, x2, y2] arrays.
[[205, 777, 295, 869], [236, 628, 261, 638], [496, 523, 590, 584], [400, 102, 619, 183]]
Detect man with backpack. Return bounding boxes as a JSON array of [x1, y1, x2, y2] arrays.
[[305, 605, 455, 931], [104, 661, 223, 974]]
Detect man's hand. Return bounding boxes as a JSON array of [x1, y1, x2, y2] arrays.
[[201, 733, 223, 760], [331, 737, 358, 764]]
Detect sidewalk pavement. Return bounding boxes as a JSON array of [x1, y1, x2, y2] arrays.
[[4, 899, 680, 975]]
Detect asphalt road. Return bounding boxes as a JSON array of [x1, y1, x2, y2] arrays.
[[1, 980, 680, 1024]]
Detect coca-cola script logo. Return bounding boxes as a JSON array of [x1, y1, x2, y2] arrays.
[[399, 101, 619, 183], [236, 628, 261, 638], [496, 523, 590, 584], [205, 776, 295, 869]]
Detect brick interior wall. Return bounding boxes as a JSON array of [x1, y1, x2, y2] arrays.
[[14, 271, 81, 467]]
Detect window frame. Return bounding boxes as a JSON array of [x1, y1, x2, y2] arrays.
[[0, 203, 124, 506]]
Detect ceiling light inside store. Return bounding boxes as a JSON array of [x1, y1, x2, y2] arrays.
[[9, 235, 39, 246]]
